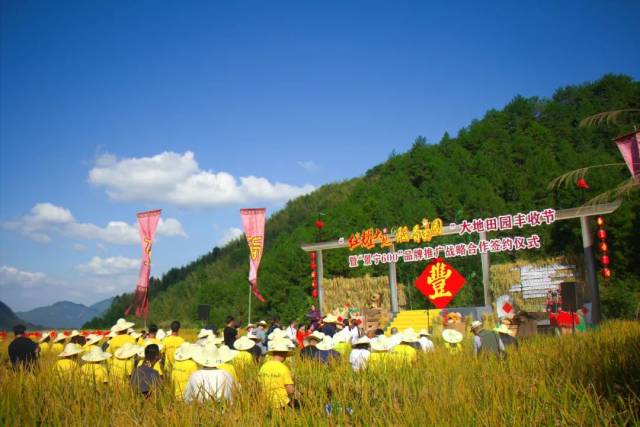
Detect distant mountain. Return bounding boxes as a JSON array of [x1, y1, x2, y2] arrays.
[[0, 301, 42, 330], [16, 298, 114, 329]]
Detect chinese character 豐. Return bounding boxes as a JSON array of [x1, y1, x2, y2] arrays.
[[348, 256, 359, 268], [513, 213, 527, 228], [427, 261, 453, 301]]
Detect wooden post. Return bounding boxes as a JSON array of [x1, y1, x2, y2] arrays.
[[580, 216, 601, 325], [479, 230, 492, 307], [317, 249, 325, 316], [389, 243, 399, 314]]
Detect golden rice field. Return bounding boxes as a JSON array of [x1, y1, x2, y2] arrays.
[[1, 321, 639, 426]]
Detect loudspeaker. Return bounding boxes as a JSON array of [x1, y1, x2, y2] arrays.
[[197, 305, 211, 322], [560, 282, 582, 312]]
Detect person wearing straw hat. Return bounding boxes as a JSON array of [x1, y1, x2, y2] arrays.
[[418, 329, 435, 353], [349, 336, 371, 372], [38, 331, 53, 354], [300, 330, 324, 360], [68, 330, 83, 345], [171, 343, 199, 399], [494, 323, 518, 350], [332, 330, 351, 357], [102, 330, 116, 352], [80, 347, 112, 385], [442, 329, 463, 354], [107, 318, 136, 354], [195, 328, 214, 346], [183, 344, 237, 403], [217, 345, 239, 382], [316, 336, 341, 364], [471, 320, 505, 357], [247, 332, 265, 358], [321, 314, 338, 337], [110, 343, 141, 381], [368, 335, 391, 371], [233, 335, 257, 366], [50, 331, 67, 354], [83, 334, 102, 353], [163, 320, 185, 369], [56, 343, 83, 373], [258, 337, 299, 409], [131, 344, 162, 397], [390, 329, 418, 363]]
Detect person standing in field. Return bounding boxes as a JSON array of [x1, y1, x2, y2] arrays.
[[83, 334, 102, 353], [390, 329, 418, 363], [171, 343, 199, 399], [107, 318, 136, 354], [418, 329, 435, 352], [233, 335, 257, 367], [254, 320, 268, 353], [55, 343, 83, 374], [285, 320, 298, 346], [110, 343, 140, 382], [50, 332, 66, 354], [321, 314, 338, 337], [316, 336, 341, 364], [442, 329, 463, 354], [131, 344, 162, 398], [223, 316, 238, 348], [266, 316, 281, 348], [300, 330, 324, 360], [38, 331, 52, 354], [258, 338, 299, 409], [349, 336, 371, 371], [163, 320, 184, 369], [8, 324, 39, 370], [471, 321, 505, 357], [295, 324, 310, 350], [80, 347, 112, 385], [183, 345, 237, 403]]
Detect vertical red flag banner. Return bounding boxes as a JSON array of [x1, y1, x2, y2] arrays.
[[125, 209, 161, 319], [614, 130, 640, 178], [415, 258, 466, 309], [240, 208, 267, 303]]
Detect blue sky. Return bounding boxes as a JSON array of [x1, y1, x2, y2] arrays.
[[1, 1, 639, 311]]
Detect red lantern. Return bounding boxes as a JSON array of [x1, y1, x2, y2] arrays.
[[310, 261, 316, 270], [311, 271, 316, 279], [312, 289, 318, 298], [596, 229, 607, 240], [312, 281, 317, 289], [310, 252, 316, 260], [596, 216, 605, 228], [601, 268, 611, 279], [598, 241, 608, 253], [600, 255, 610, 266], [315, 219, 325, 230], [577, 178, 589, 190]]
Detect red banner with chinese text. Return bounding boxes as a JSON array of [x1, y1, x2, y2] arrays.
[[125, 209, 161, 319], [415, 258, 466, 309], [240, 208, 266, 302]]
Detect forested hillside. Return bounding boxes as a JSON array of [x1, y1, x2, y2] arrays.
[[86, 75, 640, 329]]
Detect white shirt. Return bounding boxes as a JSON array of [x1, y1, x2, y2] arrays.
[[418, 336, 434, 352], [285, 326, 297, 343], [348, 326, 361, 344], [388, 333, 402, 349], [349, 348, 370, 371], [183, 369, 235, 403]]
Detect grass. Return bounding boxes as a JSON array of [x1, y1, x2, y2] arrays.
[[1, 321, 639, 426]]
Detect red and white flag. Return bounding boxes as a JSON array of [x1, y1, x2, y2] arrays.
[[240, 208, 266, 302], [615, 130, 640, 177], [126, 209, 161, 319]]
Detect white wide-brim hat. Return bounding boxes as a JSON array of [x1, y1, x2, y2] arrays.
[[111, 318, 135, 333], [81, 347, 112, 362], [53, 332, 67, 343], [442, 329, 463, 344], [197, 328, 214, 339], [267, 328, 287, 341], [332, 330, 349, 344], [58, 343, 83, 357], [323, 314, 338, 323], [370, 336, 390, 352], [174, 343, 195, 362], [418, 329, 431, 337], [266, 338, 295, 354], [85, 334, 102, 346], [470, 321, 483, 331], [257, 320, 268, 327], [303, 331, 325, 346], [115, 343, 141, 360], [69, 330, 80, 338], [39, 331, 52, 343], [400, 329, 420, 343], [316, 336, 335, 351], [129, 331, 142, 340], [247, 332, 261, 341], [156, 329, 166, 341], [234, 336, 256, 351], [107, 331, 117, 338], [354, 336, 371, 346]]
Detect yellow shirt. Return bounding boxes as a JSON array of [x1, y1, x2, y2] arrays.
[[163, 335, 184, 367], [390, 344, 417, 363], [218, 363, 238, 382], [368, 352, 391, 371], [233, 350, 254, 367], [171, 359, 198, 398], [39, 342, 50, 354], [258, 360, 293, 408], [50, 342, 64, 354], [107, 334, 135, 354], [334, 342, 350, 356], [83, 344, 100, 354], [109, 357, 135, 381], [80, 363, 109, 384], [55, 359, 78, 373], [445, 342, 462, 354]]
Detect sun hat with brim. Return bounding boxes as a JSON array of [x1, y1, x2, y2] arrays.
[[247, 332, 261, 342], [234, 336, 256, 351], [332, 330, 349, 344], [442, 329, 463, 344], [85, 334, 102, 346], [129, 331, 142, 340], [266, 338, 295, 354], [258, 320, 267, 327], [267, 328, 288, 341], [470, 321, 483, 331], [323, 314, 338, 324], [218, 344, 238, 360], [111, 318, 135, 333], [316, 336, 335, 351], [137, 341, 165, 357], [197, 328, 214, 339], [115, 343, 141, 360], [107, 331, 117, 338], [370, 337, 390, 352], [58, 343, 84, 358], [418, 329, 432, 337], [69, 330, 80, 338], [192, 346, 229, 368], [53, 332, 67, 343], [202, 335, 223, 346], [81, 347, 112, 362], [174, 343, 195, 362], [494, 324, 511, 335], [156, 329, 167, 341], [247, 323, 256, 329], [400, 330, 420, 343], [303, 331, 325, 346], [39, 331, 52, 343], [354, 336, 371, 347]]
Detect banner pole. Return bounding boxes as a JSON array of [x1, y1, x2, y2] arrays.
[[248, 282, 252, 325]]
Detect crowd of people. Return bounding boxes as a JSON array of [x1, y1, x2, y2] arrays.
[[5, 312, 516, 410]]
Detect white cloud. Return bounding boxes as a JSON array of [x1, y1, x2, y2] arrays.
[[4, 203, 186, 245], [217, 227, 244, 246], [72, 243, 87, 252], [297, 160, 319, 172], [0, 266, 58, 289], [75, 256, 139, 275], [88, 151, 315, 208]]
